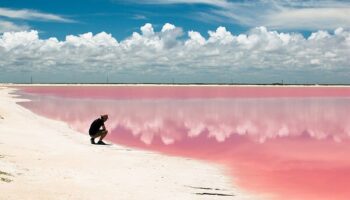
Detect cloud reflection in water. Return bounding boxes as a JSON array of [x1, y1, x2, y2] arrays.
[[18, 87, 350, 200]]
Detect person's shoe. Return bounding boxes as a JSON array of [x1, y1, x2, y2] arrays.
[[97, 140, 106, 145], [90, 138, 96, 144]]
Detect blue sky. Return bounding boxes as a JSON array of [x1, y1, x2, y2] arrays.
[[1, 0, 350, 83], [0, 0, 250, 39]]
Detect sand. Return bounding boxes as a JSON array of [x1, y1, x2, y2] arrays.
[[0, 86, 260, 200]]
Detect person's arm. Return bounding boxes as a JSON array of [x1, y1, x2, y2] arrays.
[[102, 124, 107, 131]]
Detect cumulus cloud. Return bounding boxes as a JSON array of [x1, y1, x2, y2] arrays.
[[0, 23, 350, 81]]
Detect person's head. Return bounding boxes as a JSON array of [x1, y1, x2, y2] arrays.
[[101, 114, 108, 122]]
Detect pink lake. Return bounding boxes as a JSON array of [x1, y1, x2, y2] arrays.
[[16, 86, 350, 200]]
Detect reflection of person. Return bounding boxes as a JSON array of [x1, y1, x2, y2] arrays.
[[89, 114, 108, 145]]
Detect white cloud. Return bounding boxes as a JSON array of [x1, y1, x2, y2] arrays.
[[125, 0, 230, 7], [65, 32, 118, 47], [0, 20, 29, 32], [125, 0, 350, 31], [308, 30, 331, 41], [132, 14, 147, 20], [186, 31, 206, 46], [210, 1, 350, 30], [0, 30, 39, 49], [0, 7, 74, 22], [264, 7, 350, 30], [140, 23, 155, 37], [208, 26, 234, 44], [161, 23, 176, 32], [0, 23, 350, 81]]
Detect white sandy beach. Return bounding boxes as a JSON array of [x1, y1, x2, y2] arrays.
[[0, 86, 259, 200]]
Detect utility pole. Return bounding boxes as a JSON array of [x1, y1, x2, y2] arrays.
[[106, 73, 109, 84], [30, 75, 33, 84]]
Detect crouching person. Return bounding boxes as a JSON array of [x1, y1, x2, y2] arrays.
[[89, 114, 108, 145]]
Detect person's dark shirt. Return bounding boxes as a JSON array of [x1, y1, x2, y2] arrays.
[[89, 118, 104, 135]]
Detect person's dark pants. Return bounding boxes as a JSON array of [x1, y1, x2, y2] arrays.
[[90, 130, 108, 138]]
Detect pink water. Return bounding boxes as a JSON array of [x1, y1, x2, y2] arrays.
[[16, 86, 350, 200]]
